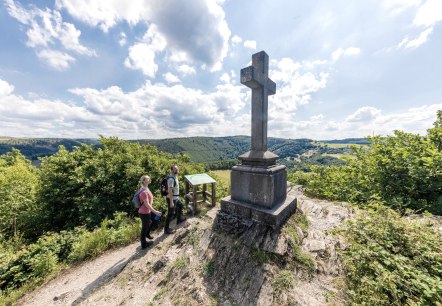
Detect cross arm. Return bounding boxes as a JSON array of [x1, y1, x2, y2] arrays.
[[240, 66, 260, 89], [267, 79, 276, 95]]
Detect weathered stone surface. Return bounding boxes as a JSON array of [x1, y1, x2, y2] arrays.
[[230, 164, 287, 209], [240, 51, 276, 156], [305, 239, 326, 253], [220, 195, 296, 229], [213, 211, 291, 255]]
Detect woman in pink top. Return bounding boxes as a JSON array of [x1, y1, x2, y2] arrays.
[[138, 175, 162, 249]]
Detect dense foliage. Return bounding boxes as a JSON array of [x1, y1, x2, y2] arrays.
[[335, 204, 442, 305], [0, 137, 213, 303], [290, 111, 442, 214], [0, 150, 40, 240], [36, 137, 204, 232], [0, 212, 139, 299]]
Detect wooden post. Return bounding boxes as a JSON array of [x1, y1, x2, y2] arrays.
[[185, 178, 190, 207], [212, 182, 216, 206], [192, 184, 198, 212], [203, 184, 207, 203]]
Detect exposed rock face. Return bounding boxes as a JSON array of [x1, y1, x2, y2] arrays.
[[18, 187, 353, 306]]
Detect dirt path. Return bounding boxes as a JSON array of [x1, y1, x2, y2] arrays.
[[18, 188, 353, 306]]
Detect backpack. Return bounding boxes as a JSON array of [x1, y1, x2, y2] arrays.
[[132, 190, 142, 209], [160, 175, 176, 196]]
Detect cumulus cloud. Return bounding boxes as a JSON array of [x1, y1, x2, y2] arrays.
[[176, 64, 196, 76], [397, 27, 433, 49], [270, 57, 328, 112], [56, 0, 231, 70], [308, 104, 442, 139], [124, 24, 167, 77], [331, 47, 361, 61], [0, 79, 15, 96], [220, 72, 230, 83], [36, 49, 76, 70], [243, 40, 257, 49], [119, 32, 127, 46], [231, 35, 242, 45], [6, 0, 96, 56], [391, 0, 441, 51], [163, 72, 180, 84], [55, 0, 147, 32], [413, 0, 442, 27], [345, 106, 381, 122], [6, 0, 95, 69]]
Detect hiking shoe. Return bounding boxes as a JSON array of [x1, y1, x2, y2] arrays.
[[177, 217, 187, 224], [141, 242, 152, 249], [164, 229, 175, 235], [146, 234, 154, 240]]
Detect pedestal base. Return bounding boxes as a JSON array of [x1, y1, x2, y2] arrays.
[[220, 195, 296, 228], [230, 164, 287, 209]]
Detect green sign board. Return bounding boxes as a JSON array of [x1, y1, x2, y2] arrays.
[[184, 173, 216, 185]]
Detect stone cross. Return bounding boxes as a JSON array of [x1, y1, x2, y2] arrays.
[[241, 51, 276, 152]]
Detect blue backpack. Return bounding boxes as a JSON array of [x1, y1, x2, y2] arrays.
[[132, 190, 142, 209]]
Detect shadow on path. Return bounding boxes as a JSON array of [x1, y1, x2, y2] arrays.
[[70, 221, 190, 305]]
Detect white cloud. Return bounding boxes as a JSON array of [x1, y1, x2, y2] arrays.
[[220, 72, 230, 83], [176, 64, 196, 76], [397, 27, 433, 49], [57, 0, 231, 70], [383, 0, 422, 15], [55, 0, 148, 32], [305, 104, 442, 139], [124, 43, 157, 77], [231, 35, 242, 45], [163, 72, 180, 84], [119, 32, 127, 46], [413, 0, 442, 27], [36, 49, 76, 70], [0, 79, 15, 96], [124, 24, 167, 77], [331, 47, 361, 61], [6, 0, 95, 69], [345, 106, 381, 122], [243, 40, 257, 50]]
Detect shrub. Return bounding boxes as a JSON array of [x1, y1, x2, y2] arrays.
[[335, 203, 442, 305], [294, 111, 442, 214]]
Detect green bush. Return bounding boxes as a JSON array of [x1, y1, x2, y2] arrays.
[[335, 203, 442, 305], [68, 212, 140, 262], [0, 150, 40, 240], [296, 111, 442, 214], [0, 212, 139, 298], [37, 137, 204, 232]]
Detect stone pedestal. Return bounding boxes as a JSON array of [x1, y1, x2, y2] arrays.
[[220, 161, 297, 228], [230, 164, 287, 208]]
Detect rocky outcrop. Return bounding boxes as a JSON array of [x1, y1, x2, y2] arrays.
[[18, 187, 353, 306]]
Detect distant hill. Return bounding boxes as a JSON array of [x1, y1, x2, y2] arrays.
[[0, 136, 368, 167], [138, 136, 319, 163], [321, 138, 370, 145], [0, 137, 99, 161]]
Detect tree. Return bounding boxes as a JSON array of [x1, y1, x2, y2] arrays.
[[0, 149, 39, 240]]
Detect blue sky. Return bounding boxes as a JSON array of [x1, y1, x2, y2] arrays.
[[0, 0, 441, 140]]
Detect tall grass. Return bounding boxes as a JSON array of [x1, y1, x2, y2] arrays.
[[0, 212, 141, 305]]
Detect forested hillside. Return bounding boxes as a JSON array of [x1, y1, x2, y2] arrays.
[[139, 136, 321, 162], [0, 137, 99, 163], [0, 136, 365, 167]]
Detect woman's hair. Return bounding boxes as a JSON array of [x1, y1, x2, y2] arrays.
[[139, 175, 150, 186]]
